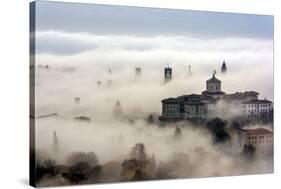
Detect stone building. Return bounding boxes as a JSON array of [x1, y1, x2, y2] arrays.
[[160, 74, 273, 121], [244, 128, 273, 155], [164, 66, 172, 82], [243, 99, 273, 120], [113, 99, 124, 118], [231, 128, 273, 155]]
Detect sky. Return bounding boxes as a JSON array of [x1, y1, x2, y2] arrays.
[[34, 1, 273, 38], [32, 0, 274, 104]]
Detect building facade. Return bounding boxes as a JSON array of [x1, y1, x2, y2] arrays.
[[160, 74, 273, 121], [244, 128, 273, 155], [164, 67, 172, 82]]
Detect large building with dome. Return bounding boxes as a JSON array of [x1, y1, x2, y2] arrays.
[[160, 73, 273, 121]]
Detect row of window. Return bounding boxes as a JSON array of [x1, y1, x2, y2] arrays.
[[247, 113, 271, 118], [248, 109, 271, 113], [163, 107, 178, 112], [248, 135, 272, 140], [248, 140, 272, 145], [163, 110, 176, 114], [247, 104, 271, 108], [164, 102, 178, 105]]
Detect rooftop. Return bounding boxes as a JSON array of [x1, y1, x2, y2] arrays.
[[243, 128, 273, 135], [242, 99, 272, 104], [207, 74, 221, 83]]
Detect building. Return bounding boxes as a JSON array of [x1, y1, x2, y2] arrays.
[[74, 97, 80, 104], [230, 127, 273, 155], [75, 116, 91, 122], [188, 65, 192, 76], [164, 66, 172, 82], [221, 60, 227, 73], [160, 74, 273, 121], [243, 99, 273, 120], [231, 128, 273, 155], [113, 99, 124, 118], [202, 72, 225, 98], [135, 67, 141, 77], [244, 128, 273, 155]]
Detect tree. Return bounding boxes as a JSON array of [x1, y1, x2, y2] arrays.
[[129, 143, 147, 161], [67, 152, 99, 167], [206, 118, 230, 143], [229, 120, 241, 129], [174, 126, 182, 140], [147, 114, 154, 124], [35, 159, 57, 181], [67, 162, 92, 184], [242, 144, 256, 160], [121, 143, 153, 181]]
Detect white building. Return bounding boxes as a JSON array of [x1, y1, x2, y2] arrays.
[[243, 99, 273, 119]]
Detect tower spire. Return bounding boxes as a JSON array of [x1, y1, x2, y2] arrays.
[[221, 60, 227, 73], [52, 130, 59, 154]]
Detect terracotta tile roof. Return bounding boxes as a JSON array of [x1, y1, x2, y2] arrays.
[[244, 128, 273, 135]]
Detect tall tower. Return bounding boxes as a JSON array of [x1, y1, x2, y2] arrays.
[[52, 131, 59, 154], [164, 66, 172, 82], [113, 99, 124, 118], [206, 72, 221, 92], [74, 97, 80, 104], [188, 65, 192, 76], [107, 68, 112, 86], [135, 67, 141, 77], [221, 60, 227, 73]]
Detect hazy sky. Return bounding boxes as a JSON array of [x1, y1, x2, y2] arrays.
[[33, 1, 274, 101], [34, 1, 273, 38]]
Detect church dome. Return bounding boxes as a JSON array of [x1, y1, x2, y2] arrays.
[[207, 74, 221, 83]]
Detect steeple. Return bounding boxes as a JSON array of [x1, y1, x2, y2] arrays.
[[188, 65, 192, 76], [221, 60, 227, 73], [52, 131, 59, 154], [206, 72, 221, 92], [113, 99, 124, 117]]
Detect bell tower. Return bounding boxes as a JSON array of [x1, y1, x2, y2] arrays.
[[206, 71, 221, 92], [164, 66, 172, 82]]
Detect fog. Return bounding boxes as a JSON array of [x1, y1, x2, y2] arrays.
[[33, 32, 273, 184]]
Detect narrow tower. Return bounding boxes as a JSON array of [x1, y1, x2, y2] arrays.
[[188, 65, 192, 76], [206, 71, 221, 92], [202, 71, 225, 98], [113, 99, 124, 118], [135, 67, 141, 77], [221, 60, 227, 73], [52, 131, 59, 154], [164, 66, 172, 82]]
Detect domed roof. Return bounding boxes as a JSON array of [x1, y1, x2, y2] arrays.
[[207, 73, 221, 83]]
